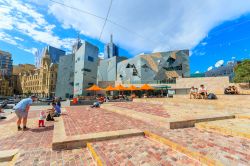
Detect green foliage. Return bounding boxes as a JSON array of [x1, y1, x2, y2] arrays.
[[234, 60, 250, 83]]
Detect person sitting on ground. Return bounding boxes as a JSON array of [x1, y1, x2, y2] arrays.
[[98, 96, 105, 103], [198, 84, 208, 99], [46, 102, 61, 121], [232, 86, 239, 94], [51, 102, 61, 117], [224, 86, 232, 94], [90, 101, 100, 108], [189, 86, 197, 99]]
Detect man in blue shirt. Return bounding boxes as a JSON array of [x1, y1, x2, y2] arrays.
[[52, 102, 61, 117], [13, 95, 37, 130]]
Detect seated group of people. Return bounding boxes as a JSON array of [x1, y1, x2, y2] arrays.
[[190, 84, 208, 99], [224, 86, 239, 95]]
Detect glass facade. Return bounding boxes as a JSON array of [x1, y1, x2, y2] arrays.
[[0, 50, 13, 77], [35, 46, 66, 68]]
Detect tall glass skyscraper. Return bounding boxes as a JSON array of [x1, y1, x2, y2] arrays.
[[35, 46, 66, 68], [0, 50, 13, 77], [104, 34, 119, 59]]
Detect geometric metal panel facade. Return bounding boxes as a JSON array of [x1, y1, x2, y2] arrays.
[[98, 56, 127, 82], [117, 50, 190, 84], [74, 41, 99, 96]]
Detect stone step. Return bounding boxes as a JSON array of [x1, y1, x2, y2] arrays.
[[195, 119, 250, 139], [90, 136, 202, 166], [157, 128, 250, 166]]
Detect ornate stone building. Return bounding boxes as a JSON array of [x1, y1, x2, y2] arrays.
[[0, 76, 13, 96], [19, 49, 58, 97]]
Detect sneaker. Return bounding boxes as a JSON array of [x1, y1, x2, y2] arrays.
[[18, 126, 22, 131], [23, 126, 28, 131]]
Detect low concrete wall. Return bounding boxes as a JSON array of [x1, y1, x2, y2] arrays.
[[173, 77, 230, 94]]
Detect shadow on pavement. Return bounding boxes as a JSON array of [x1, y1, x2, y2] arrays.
[[30, 125, 54, 132]]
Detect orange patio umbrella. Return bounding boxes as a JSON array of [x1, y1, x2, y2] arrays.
[[115, 84, 127, 91], [86, 84, 103, 97], [86, 85, 103, 91], [104, 85, 117, 91], [127, 85, 139, 91], [115, 84, 127, 95], [140, 84, 154, 90]]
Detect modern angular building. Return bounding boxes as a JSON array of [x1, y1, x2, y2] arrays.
[[117, 50, 190, 84], [55, 54, 75, 99], [74, 41, 99, 96], [0, 50, 13, 77], [104, 34, 119, 59], [35, 46, 66, 68], [55, 39, 82, 99], [97, 56, 127, 82]]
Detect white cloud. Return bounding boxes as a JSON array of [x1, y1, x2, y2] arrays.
[[215, 60, 224, 67], [0, 32, 18, 45], [20, 47, 38, 54], [48, 0, 250, 54], [207, 66, 213, 71], [232, 56, 236, 59], [14, 37, 24, 41], [0, 0, 75, 51], [195, 71, 200, 73]]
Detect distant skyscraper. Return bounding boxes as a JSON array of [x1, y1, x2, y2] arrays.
[[0, 50, 13, 77], [34, 46, 66, 68], [72, 34, 82, 54], [104, 34, 119, 59]]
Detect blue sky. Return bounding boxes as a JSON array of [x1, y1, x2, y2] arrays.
[[0, 0, 250, 74]]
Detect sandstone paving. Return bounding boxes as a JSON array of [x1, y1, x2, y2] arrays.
[[92, 136, 201, 166], [196, 119, 250, 139], [0, 110, 96, 165], [1, 97, 250, 165], [14, 148, 95, 166], [108, 102, 234, 122], [63, 106, 153, 136], [112, 102, 170, 118], [157, 128, 250, 166]]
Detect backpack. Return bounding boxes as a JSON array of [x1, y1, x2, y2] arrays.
[[46, 113, 54, 121], [207, 93, 217, 100]]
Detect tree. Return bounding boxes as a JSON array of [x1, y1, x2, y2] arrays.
[[234, 60, 250, 88]]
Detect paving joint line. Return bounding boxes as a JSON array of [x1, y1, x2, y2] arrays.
[[87, 143, 103, 166], [144, 131, 223, 166]]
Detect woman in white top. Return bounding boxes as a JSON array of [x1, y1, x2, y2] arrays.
[[189, 86, 197, 99]]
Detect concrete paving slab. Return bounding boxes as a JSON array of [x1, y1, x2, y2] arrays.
[[0, 149, 18, 162], [196, 119, 250, 139]]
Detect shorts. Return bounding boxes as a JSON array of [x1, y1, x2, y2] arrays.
[[15, 110, 28, 118]]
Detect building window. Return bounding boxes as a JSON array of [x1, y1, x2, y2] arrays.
[[82, 68, 91, 72], [133, 68, 138, 76], [88, 56, 94, 62], [75, 83, 79, 86]]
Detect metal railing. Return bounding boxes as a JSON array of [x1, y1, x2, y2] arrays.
[[122, 79, 176, 84]]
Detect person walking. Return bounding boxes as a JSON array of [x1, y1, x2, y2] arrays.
[[13, 95, 37, 131]]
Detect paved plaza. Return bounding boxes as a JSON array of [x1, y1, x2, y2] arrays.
[[0, 96, 250, 165]]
